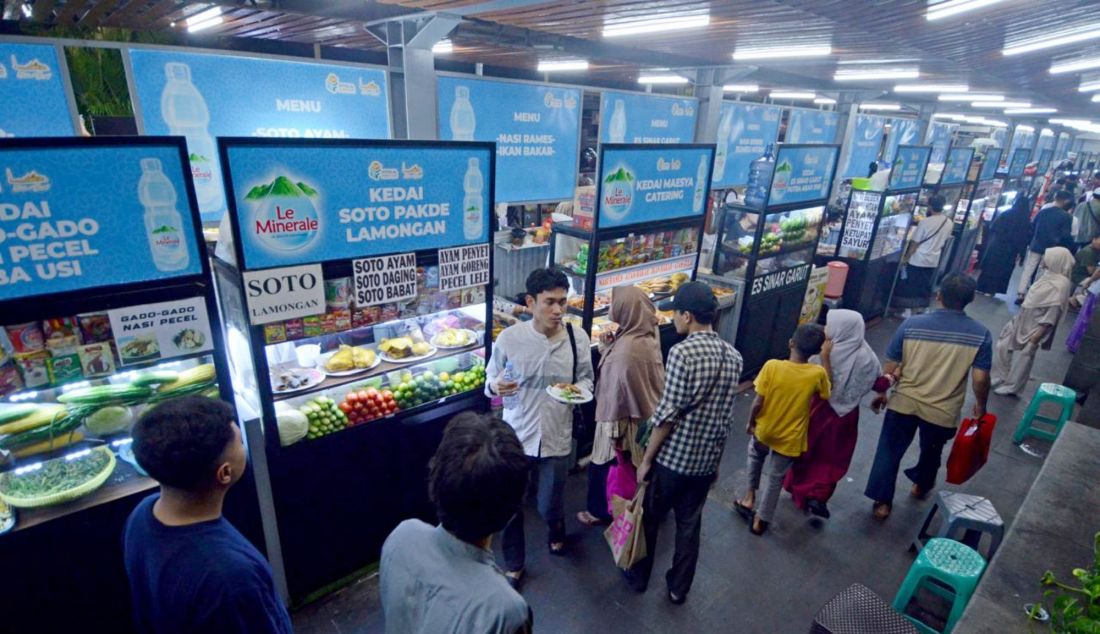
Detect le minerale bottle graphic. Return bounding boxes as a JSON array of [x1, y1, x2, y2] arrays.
[[138, 158, 190, 272], [713, 108, 733, 180], [608, 99, 627, 143], [463, 158, 484, 240], [161, 62, 224, 213], [693, 155, 708, 213], [450, 86, 476, 141]]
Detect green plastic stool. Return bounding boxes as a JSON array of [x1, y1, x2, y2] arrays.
[[892, 538, 986, 634], [1012, 383, 1076, 444]]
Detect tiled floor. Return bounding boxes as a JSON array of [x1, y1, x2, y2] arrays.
[[293, 289, 1083, 634]]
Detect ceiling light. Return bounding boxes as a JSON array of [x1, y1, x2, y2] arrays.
[[860, 103, 902, 111], [185, 6, 222, 32], [537, 60, 588, 72], [939, 93, 1003, 101], [972, 100, 1030, 108], [835, 69, 919, 81], [894, 83, 968, 93], [20, 2, 30, 18], [1051, 57, 1100, 74], [1017, 125, 1036, 132], [1004, 24, 1100, 56], [927, 0, 1012, 21], [1041, 128, 1054, 135], [734, 45, 832, 61], [603, 14, 710, 38], [723, 83, 759, 93], [838, 58, 922, 65], [1078, 79, 1100, 92], [769, 91, 816, 100], [1004, 108, 1058, 114], [1092, 94, 1100, 103], [638, 74, 689, 85], [933, 113, 969, 119], [432, 39, 453, 54], [814, 97, 837, 105]]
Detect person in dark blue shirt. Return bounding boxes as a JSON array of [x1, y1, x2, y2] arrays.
[[1018, 190, 1075, 303], [124, 396, 292, 634]]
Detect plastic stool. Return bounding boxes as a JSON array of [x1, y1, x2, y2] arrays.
[[1012, 383, 1076, 444], [809, 583, 919, 633], [893, 538, 986, 634], [911, 491, 1004, 561]]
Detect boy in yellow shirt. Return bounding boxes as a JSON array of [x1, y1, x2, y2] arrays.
[[736, 325, 831, 535]]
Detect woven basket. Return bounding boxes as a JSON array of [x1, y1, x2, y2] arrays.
[[0, 449, 117, 509]]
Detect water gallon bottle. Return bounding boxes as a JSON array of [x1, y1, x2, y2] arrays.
[[502, 361, 519, 409], [713, 107, 733, 180], [463, 158, 484, 240], [138, 158, 190, 272], [745, 144, 775, 209], [450, 86, 476, 141], [693, 155, 708, 213], [161, 62, 224, 213], [608, 99, 627, 143]]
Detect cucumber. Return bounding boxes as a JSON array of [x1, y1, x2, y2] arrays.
[[131, 371, 180, 388], [57, 384, 153, 406], [0, 404, 39, 426]]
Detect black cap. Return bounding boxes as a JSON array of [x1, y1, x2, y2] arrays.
[[658, 281, 717, 314]]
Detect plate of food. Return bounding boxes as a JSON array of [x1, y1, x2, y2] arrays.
[[270, 368, 324, 394], [431, 328, 477, 349], [118, 335, 160, 363], [0, 499, 14, 535], [172, 328, 207, 351], [545, 383, 593, 405], [316, 345, 379, 377], [378, 337, 437, 364]]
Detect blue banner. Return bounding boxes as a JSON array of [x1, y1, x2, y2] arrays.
[[223, 141, 492, 270], [0, 141, 204, 301], [842, 115, 887, 178], [769, 145, 839, 206], [130, 49, 391, 223], [1055, 132, 1071, 160], [712, 102, 782, 187], [925, 122, 957, 164], [1037, 149, 1054, 174], [0, 43, 75, 138], [991, 128, 1008, 148], [436, 76, 579, 203], [1036, 132, 1056, 155], [888, 145, 931, 190], [1008, 148, 1031, 178], [980, 148, 1002, 182], [599, 91, 698, 144], [597, 145, 714, 228], [942, 147, 974, 185], [1008, 126, 1036, 161], [786, 109, 839, 145], [884, 118, 922, 163]]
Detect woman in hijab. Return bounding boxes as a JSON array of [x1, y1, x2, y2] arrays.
[[977, 194, 1034, 296], [576, 286, 665, 527], [993, 246, 1075, 396], [783, 309, 888, 518]]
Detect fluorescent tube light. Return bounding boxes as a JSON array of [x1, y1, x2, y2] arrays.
[[1051, 57, 1100, 74], [894, 83, 968, 93], [20, 3, 31, 18], [933, 113, 969, 119], [769, 91, 816, 100], [537, 60, 588, 72], [603, 14, 710, 37], [835, 69, 919, 81], [972, 100, 1030, 108], [432, 39, 453, 54], [927, 0, 1012, 21], [723, 83, 759, 93], [1017, 125, 1035, 132], [1004, 108, 1058, 114], [860, 103, 902, 111], [838, 58, 922, 65], [1078, 79, 1100, 92], [187, 16, 223, 32], [734, 45, 832, 61], [940, 93, 1003, 101], [1092, 94, 1100, 103], [185, 6, 223, 32], [814, 97, 837, 105], [638, 74, 689, 84], [1040, 128, 1054, 135], [1004, 24, 1100, 56]]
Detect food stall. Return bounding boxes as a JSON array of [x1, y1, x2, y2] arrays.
[[0, 137, 254, 631], [714, 144, 841, 376], [213, 137, 494, 602], [919, 145, 977, 283], [1005, 147, 1034, 206], [943, 147, 1000, 276], [815, 145, 932, 320]]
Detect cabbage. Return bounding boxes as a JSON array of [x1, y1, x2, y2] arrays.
[[276, 408, 309, 446], [85, 406, 134, 436]]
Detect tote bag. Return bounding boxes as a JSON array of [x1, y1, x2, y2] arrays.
[[946, 414, 997, 485], [605, 483, 647, 569]]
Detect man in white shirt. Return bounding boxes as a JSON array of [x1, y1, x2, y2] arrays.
[[891, 194, 953, 316], [486, 268, 595, 589]]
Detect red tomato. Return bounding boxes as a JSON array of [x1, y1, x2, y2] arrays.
[[381, 389, 394, 400], [357, 390, 369, 401], [338, 402, 352, 414], [366, 387, 380, 399], [346, 392, 358, 403]]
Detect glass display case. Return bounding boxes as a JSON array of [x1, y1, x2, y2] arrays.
[[870, 193, 918, 260]]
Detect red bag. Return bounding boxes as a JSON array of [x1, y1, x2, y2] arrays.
[[946, 414, 997, 484]]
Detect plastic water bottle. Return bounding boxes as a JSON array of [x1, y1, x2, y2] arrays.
[[450, 86, 476, 141], [713, 107, 733, 180], [745, 144, 775, 209], [138, 158, 190, 272], [160, 62, 224, 213], [693, 155, 708, 213], [502, 361, 519, 410], [608, 99, 627, 143], [463, 158, 484, 240]]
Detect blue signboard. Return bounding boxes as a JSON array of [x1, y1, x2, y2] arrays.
[[786, 109, 839, 145], [768, 145, 839, 206], [842, 115, 887, 179], [597, 145, 714, 229], [888, 145, 932, 191], [1008, 126, 1036, 161], [980, 148, 1003, 182], [1008, 148, 1031, 178], [1037, 149, 1054, 174], [884, 118, 922, 163], [130, 49, 391, 223], [0, 141, 204, 301], [1054, 132, 1071, 161], [223, 141, 492, 270], [712, 102, 782, 187], [0, 43, 75, 138], [991, 128, 1008, 148], [925, 121, 957, 164], [942, 147, 974, 185], [599, 91, 698, 144], [436, 75, 580, 203]]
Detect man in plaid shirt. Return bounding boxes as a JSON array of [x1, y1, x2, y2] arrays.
[[624, 282, 742, 604]]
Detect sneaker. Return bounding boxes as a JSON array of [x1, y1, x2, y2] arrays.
[[994, 385, 1018, 397]]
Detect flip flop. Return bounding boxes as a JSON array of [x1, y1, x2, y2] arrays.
[[734, 500, 754, 521], [575, 510, 608, 527]]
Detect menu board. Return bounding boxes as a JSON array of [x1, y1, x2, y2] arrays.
[[925, 121, 958, 164], [597, 145, 714, 228], [1008, 148, 1031, 178], [768, 145, 840, 206], [712, 102, 782, 187], [842, 114, 887, 179], [599, 90, 698, 144], [980, 148, 1003, 182], [884, 118, 922, 163], [0, 42, 75, 138], [839, 190, 882, 260], [786, 109, 839, 145], [942, 147, 974, 185], [888, 145, 932, 190], [1037, 149, 1054, 175]]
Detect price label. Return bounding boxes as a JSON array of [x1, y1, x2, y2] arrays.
[[438, 244, 490, 292], [352, 252, 417, 307]]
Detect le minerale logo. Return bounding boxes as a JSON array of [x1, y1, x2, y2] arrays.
[[246, 176, 321, 252]]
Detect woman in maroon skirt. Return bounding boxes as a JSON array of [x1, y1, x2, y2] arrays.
[[783, 309, 890, 518]]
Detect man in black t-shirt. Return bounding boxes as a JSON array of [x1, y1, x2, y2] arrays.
[[1018, 190, 1075, 303], [124, 397, 292, 634]]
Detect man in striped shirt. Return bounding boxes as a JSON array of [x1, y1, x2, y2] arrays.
[[865, 274, 992, 520]]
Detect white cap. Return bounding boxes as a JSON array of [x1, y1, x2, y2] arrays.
[[165, 62, 191, 81]]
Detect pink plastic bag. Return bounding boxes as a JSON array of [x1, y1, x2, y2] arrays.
[[605, 449, 637, 517]]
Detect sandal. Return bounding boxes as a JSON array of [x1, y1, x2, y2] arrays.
[[576, 510, 608, 527], [548, 541, 566, 556], [872, 502, 892, 521], [750, 517, 769, 536], [505, 569, 525, 591], [734, 500, 754, 521]]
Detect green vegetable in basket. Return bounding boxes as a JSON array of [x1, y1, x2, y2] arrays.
[[0, 446, 115, 508]]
